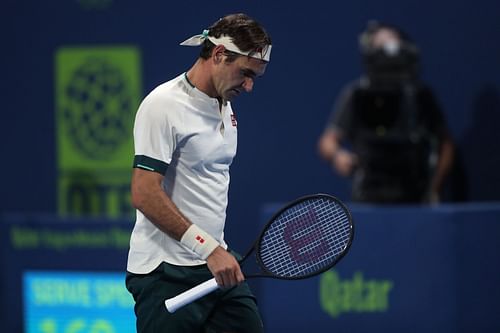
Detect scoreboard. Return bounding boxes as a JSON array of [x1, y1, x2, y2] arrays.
[[24, 271, 135, 333]]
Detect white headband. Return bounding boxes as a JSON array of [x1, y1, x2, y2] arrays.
[[180, 29, 272, 62]]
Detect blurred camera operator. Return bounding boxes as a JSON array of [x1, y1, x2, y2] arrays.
[[318, 22, 454, 204]]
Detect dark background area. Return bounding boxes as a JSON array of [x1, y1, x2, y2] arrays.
[[2, 1, 499, 227]]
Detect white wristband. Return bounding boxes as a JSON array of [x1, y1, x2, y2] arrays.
[[180, 224, 220, 260]]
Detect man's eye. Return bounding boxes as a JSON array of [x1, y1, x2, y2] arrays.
[[241, 70, 255, 79]]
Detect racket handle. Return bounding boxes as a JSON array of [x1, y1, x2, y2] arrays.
[[165, 278, 219, 313]]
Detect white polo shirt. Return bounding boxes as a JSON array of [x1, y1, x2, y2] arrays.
[[127, 73, 237, 274]]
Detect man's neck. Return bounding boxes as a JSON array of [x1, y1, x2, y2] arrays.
[[186, 59, 217, 98]]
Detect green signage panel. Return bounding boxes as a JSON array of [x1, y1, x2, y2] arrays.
[[55, 46, 141, 217]]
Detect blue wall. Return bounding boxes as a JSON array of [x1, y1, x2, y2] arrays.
[[2, 0, 500, 219], [2, 204, 500, 332], [256, 203, 500, 332]]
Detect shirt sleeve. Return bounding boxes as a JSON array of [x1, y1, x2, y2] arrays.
[[326, 82, 357, 139], [132, 91, 176, 174], [418, 85, 448, 141]]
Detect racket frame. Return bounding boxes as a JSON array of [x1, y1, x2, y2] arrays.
[[240, 193, 354, 280]]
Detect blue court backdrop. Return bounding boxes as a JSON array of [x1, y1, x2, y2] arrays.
[[2, 0, 500, 332], [256, 203, 500, 333], [2, 205, 500, 332]]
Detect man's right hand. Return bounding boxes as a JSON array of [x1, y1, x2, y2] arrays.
[[332, 149, 358, 177], [206, 247, 244, 288]]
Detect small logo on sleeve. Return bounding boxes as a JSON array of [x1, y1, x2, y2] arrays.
[[195, 235, 205, 244]]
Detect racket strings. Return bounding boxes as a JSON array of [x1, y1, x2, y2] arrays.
[[258, 198, 352, 278]]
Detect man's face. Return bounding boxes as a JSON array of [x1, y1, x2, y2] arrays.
[[214, 53, 268, 101], [371, 28, 401, 54]]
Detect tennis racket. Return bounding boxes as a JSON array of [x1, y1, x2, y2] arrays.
[[165, 193, 354, 313]]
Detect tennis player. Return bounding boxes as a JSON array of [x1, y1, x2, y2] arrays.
[[125, 13, 272, 333]]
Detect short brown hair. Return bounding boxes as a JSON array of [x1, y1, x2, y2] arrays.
[[199, 13, 272, 61]]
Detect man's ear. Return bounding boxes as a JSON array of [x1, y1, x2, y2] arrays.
[[212, 45, 226, 63]]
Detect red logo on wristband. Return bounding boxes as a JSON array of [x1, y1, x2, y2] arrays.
[[195, 235, 205, 244]]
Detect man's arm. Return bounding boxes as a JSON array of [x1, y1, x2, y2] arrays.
[[130, 168, 244, 287], [131, 168, 190, 239], [317, 128, 358, 177], [429, 135, 455, 203]]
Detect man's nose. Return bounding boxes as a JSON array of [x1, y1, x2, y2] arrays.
[[242, 77, 254, 92]]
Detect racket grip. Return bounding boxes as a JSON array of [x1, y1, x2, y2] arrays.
[[165, 278, 219, 313]]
